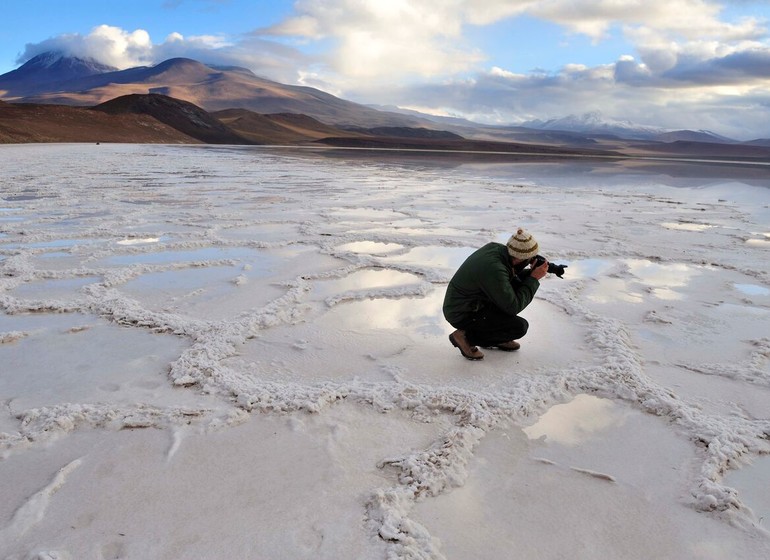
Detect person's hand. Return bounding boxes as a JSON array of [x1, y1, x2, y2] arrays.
[[531, 259, 548, 280]]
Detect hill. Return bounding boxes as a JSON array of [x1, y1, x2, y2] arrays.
[[93, 94, 247, 144], [0, 100, 200, 144], [213, 109, 363, 144]]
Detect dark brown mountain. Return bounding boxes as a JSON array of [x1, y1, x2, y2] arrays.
[[213, 109, 365, 144], [93, 93, 248, 144], [0, 100, 199, 144]]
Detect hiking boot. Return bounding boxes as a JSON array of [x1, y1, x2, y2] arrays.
[[449, 330, 484, 360], [495, 340, 520, 351]]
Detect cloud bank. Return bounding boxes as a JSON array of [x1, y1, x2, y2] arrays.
[[14, 0, 770, 139]]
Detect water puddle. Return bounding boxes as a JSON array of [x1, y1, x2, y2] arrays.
[[716, 302, 770, 318], [726, 455, 770, 526], [661, 222, 714, 232], [335, 241, 404, 255], [11, 276, 99, 300], [734, 283, 770, 297], [3, 194, 53, 202], [626, 259, 697, 300], [217, 224, 299, 243], [325, 289, 445, 335], [746, 238, 770, 247], [524, 394, 632, 445], [0, 313, 189, 411], [414, 393, 696, 560], [366, 226, 462, 237], [555, 258, 614, 280], [30, 252, 94, 271], [381, 246, 475, 272], [328, 208, 410, 221], [570, 259, 701, 303], [120, 265, 285, 320], [4, 238, 105, 250], [116, 237, 167, 246], [103, 247, 273, 267], [313, 268, 423, 300]]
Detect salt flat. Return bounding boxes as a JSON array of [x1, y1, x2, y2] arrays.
[[1, 144, 769, 559]]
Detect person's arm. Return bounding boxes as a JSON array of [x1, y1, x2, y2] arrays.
[[477, 262, 540, 316]]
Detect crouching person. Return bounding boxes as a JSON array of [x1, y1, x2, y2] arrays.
[[443, 228, 547, 361]]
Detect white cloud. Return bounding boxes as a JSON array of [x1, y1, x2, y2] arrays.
[[356, 56, 770, 139], [260, 0, 485, 81], [20, 25, 154, 68], [17, 24, 311, 83], [19, 25, 240, 70], [528, 0, 765, 42]]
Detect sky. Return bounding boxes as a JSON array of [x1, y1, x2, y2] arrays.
[[2, 0, 770, 139]]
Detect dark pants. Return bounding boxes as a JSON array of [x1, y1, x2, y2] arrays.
[[452, 306, 529, 347]]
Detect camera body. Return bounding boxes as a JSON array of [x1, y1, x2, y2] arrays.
[[530, 255, 568, 278], [531, 255, 547, 268]]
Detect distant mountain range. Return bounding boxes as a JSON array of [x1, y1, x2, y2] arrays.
[[0, 91, 615, 160], [0, 52, 423, 129], [2, 51, 770, 159], [521, 111, 736, 144]]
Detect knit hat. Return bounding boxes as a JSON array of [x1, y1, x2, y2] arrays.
[[506, 228, 539, 260]]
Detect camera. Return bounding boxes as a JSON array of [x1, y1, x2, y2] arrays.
[[530, 255, 568, 278], [531, 255, 547, 268]]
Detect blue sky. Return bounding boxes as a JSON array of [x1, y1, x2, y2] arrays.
[[2, 0, 770, 139]]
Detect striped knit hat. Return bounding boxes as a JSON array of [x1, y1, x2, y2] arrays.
[[506, 228, 539, 260]]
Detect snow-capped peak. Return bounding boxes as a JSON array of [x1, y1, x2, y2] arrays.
[[523, 111, 668, 139], [20, 51, 117, 75]]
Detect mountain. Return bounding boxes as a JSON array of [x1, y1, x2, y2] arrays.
[[0, 99, 201, 144], [366, 104, 482, 128], [0, 52, 427, 129], [93, 94, 248, 144], [341, 126, 463, 140], [0, 52, 118, 97], [522, 111, 670, 140], [0, 93, 372, 145], [654, 130, 736, 144], [212, 109, 365, 144], [743, 138, 770, 147]]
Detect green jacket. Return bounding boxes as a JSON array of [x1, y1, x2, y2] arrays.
[[443, 242, 540, 326]]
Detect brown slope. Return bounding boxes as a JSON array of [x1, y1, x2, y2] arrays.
[[0, 102, 200, 144], [213, 109, 367, 144], [94, 93, 249, 144]]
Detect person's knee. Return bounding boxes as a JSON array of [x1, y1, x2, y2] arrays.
[[515, 316, 529, 338]]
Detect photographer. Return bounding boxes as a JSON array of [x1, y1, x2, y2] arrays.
[[442, 228, 566, 361]]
